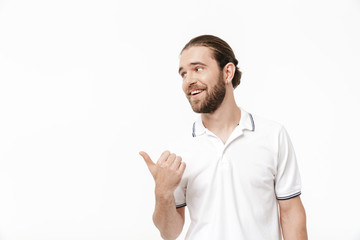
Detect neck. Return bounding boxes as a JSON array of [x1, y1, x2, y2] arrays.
[[201, 87, 241, 143]]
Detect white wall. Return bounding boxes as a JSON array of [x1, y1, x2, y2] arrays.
[[0, 0, 359, 239]]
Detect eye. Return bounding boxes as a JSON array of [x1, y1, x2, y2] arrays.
[[195, 67, 203, 72], [180, 72, 187, 78]]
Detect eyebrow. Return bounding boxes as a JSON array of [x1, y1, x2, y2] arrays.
[[178, 62, 208, 74]]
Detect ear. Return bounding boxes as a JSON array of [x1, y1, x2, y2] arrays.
[[223, 63, 236, 85]]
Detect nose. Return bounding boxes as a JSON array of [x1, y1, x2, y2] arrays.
[[183, 72, 197, 87], [182, 74, 197, 94]]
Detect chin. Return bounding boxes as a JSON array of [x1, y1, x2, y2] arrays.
[[191, 105, 216, 114]]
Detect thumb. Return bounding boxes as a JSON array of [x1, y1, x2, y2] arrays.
[[139, 151, 156, 175]]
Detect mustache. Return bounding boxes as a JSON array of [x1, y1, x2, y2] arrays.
[[187, 85, 206, 94]]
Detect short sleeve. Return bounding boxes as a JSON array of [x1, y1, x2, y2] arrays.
[[275, 126, 302, 200], [174, 178, 187, 208]]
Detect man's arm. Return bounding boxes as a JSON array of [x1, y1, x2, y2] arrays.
[[140, 151, 186, 240], [278, 196, 308, 240], [153, 195, 185, 240]]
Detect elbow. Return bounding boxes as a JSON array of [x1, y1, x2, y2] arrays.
[[153, 216, 183, 240], [160, 233, 179, 240], [157, 225, 183, 240]]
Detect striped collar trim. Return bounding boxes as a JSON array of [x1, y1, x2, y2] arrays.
[[192, 108, 255, 137]]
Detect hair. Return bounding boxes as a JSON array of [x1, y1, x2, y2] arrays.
[[181, 35, 242, 89]]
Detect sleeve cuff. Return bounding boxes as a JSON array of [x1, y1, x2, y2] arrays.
[[277, 191, 301, 200], [176, 203, 187, 209]]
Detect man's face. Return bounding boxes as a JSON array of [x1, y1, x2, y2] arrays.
[[179, 46, 226, 114]]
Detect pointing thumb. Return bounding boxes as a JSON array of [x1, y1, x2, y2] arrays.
[[139, 151, 156, 176]]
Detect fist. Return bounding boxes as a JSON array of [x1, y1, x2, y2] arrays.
[[139, 150, 186, 194]]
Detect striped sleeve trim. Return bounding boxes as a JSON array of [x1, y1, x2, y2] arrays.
[[277, 191, 301, 200], [176, 203, 187, 209]]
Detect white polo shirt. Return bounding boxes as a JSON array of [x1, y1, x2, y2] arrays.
[[174, 108, 302, 240]]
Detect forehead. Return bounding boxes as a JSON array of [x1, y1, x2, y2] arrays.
[[179, 46, 216, 68]]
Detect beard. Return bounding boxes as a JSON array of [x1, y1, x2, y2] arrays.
[[187, 74, 226, 114]]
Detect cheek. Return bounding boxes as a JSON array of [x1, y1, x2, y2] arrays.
[[182, 82, 187, 93]]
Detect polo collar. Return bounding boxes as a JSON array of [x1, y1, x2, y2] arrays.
[[192, 108, 255, 137]]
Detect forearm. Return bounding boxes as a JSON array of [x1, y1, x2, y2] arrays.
[[280, 203, 308, 240], [153, 190, 184, 240]]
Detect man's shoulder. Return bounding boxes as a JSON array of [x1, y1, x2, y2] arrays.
[[250, 111, 285, 134]]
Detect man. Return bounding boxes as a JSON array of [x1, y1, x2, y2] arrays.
[[140, 35, 308, 240]]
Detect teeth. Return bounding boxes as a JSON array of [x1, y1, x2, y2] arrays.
[[191, 90, 202, 95]]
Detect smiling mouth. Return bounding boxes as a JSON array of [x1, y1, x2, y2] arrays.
[[190, 89, 204, 96]]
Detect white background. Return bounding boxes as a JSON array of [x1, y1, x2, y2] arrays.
[[1, 0, 360, 239]]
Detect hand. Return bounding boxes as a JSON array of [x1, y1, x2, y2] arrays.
[[139, 150, 186, 195]]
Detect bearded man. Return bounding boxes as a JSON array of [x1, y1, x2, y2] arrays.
[[140, 35, 308, 240]]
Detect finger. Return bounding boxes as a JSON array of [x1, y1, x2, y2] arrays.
[[139, 151, 155, 170], [157, 150, 171, 165], [166, 153, 176, 166], [171, 155, 182, 169], [178, 161, 186, 176]]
